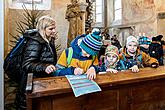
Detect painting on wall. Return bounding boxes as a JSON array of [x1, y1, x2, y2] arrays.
[[123, 0, 155, 23], [156, 0, 165, 11]]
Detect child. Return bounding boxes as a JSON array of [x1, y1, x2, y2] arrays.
[[138, 36, 151, 54], [120, 36, 159, 73], [98, 45, 127, 74], [55, 28, 103, 80], [149, 36, 164, 65]]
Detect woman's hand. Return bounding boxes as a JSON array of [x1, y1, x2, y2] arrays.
[[74, 67, 84, 75], [129, 65, 139, 72], [106, 68, 118, 73], [86, 67, 96, 80], [45, 65, 56, 74]]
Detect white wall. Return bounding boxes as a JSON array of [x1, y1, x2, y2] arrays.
[[0, 0, 4, 110]]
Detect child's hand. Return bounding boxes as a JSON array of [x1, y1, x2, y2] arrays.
[[106, 68, 118, 73], [74, 67, 84, 75], [129, 65, 139, 72], [45, 65, 56, 74], [86, 67, 96, 80]]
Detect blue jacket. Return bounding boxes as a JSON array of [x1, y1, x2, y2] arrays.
[[97, 58, 128, 72], [54, 34, 100, 76]]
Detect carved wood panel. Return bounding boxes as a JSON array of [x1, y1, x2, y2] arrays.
[[130, 79, 165, 110]]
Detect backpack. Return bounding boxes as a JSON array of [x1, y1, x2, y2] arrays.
[[3, 29, 37, 83]]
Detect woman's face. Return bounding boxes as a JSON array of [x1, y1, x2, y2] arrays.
[[45, 24, 56, 39], [106, 53, 118, 65], [126, 42, 138, 54]]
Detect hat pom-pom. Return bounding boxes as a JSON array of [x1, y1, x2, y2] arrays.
[[92, 28, 101, 35], [91, 28, 102, 40]]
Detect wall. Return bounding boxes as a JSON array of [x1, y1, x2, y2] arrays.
[[106, 0, 114, 28], [156, 0, 165, 40], [109, 0, 165, 46], [51, 0, 70, 52], [6, 0, 70, 56], [1, 0, 4, 109], [157, 19, 165, 40], [156, 0, 165, 12], [110, 0, 165, 36], [122, 0, 157, 37]]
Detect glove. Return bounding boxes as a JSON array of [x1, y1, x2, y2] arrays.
[[151, 63, 159, 68]]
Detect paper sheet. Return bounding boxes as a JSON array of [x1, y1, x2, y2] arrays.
[[65, 75, 102, 97]]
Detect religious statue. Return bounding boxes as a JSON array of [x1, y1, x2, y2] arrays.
[[65, 0, 84, 46]]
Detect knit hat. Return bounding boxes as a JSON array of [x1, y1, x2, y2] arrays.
[[105, 45, 119, 59], [152, 37, 157, 41], [126, 36, 138, 46], [156, 35, 163, 42], [138, 36, 151, 45], [80, 28, 103, 55]]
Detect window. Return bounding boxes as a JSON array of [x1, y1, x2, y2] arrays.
[[9, 0, 51, 10], [93, 0, 104, 26], [114, 0, 122, 21], [95, 0, 103, 23], [12, 0, 42, 4]]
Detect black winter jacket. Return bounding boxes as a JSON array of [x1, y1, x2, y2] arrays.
[[22, 31, 57, 78], [149, 42, 164, 65]]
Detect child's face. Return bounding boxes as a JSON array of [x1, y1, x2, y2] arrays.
[[140, 44, 149, 49], [126, 42, 138, 54], [106, 53, 118, 65], [81, 49, 90, 57]]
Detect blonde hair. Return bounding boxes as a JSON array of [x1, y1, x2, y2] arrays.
[[36, 15, 56, 42]]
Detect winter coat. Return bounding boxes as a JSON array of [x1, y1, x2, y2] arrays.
[[149, 42, 164, 65], [98, 56, 128, 72], [119, 47, 159, 69], [55, 35, 99, 76], [22, 31, 57, 78]]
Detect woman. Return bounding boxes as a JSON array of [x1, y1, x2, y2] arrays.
[[22, 15, 57, 76], [16, 15, 57, 110]]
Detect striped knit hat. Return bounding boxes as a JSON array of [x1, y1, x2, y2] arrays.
[[138, 36, 151, 45], [80, 28, 103, 55]]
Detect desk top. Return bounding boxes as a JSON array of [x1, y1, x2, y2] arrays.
[[28, 66, 165, 98]]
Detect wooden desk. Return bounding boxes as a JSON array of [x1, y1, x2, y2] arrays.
[[26, 66, 165, 110]]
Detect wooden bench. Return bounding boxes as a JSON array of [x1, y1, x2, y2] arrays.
[[26, 66, 165, 110]]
